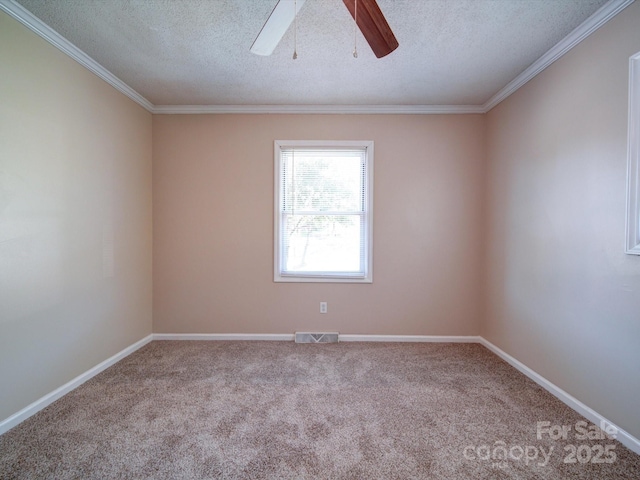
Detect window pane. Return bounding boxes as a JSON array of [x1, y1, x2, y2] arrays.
[[282, 150, 364, 213], [282, 214, 363, 274]]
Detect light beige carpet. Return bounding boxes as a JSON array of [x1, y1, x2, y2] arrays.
[[1, 341, 639, 479]]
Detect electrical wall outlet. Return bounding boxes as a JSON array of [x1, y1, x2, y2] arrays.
[[320, 302, 327, 314]]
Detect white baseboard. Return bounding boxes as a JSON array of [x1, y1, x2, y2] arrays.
[[153, 333, 481, 343], [479, 337, 640, 456], [339, 334, 481, 343], [153, 333, 295, 341], [0, 334, 153, 436]]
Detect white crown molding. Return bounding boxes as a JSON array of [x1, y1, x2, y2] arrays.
[[0, 334, 153, 435], [0, 0, 154, 112], [150, 104, 485, 115], [482, 0, 634, 113], [479, 337, 640, 456], [1, 0, 632, 115]]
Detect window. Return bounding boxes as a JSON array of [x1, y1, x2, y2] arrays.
[[274, 140, 373, 282], [626, 51, 640, 254]]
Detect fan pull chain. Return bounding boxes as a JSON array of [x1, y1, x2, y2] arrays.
[[293, 0, 298, 59], [353, 0, 358, 58]]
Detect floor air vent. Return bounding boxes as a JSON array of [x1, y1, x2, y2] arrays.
[[295, 332, 339, 343]]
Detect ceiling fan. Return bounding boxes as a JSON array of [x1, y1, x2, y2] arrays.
[[250, 0, 399, 58]]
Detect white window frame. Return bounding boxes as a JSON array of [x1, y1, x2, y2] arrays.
[[274, 140, 374, 283], [626, 51, 640, 254]]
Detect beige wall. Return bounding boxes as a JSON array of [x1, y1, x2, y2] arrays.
[[0, 12, 153, 420], [153, 114, 485, 335], [484, 2, 640, 440]]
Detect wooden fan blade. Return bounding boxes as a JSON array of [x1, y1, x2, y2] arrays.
[[251, 0, 306, 56], [343, 0, 398, 58]]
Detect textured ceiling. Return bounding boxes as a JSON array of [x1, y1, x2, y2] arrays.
[[15, 0, 611, 106]]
